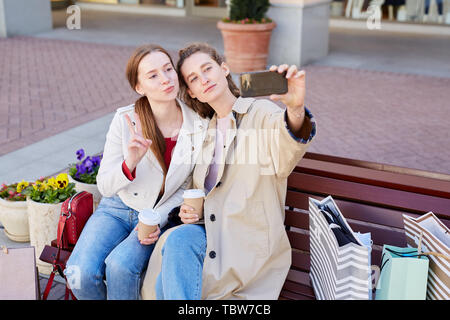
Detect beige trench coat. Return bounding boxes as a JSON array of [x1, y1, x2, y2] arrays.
[[141, 97, 315, 300]]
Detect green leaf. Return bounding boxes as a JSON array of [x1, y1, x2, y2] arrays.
[[229, 0, 270, 21]]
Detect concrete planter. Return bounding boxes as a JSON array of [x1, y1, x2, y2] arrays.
[[0, 0, 53, 38], [0, 197, 29, 242], [68, 175, 102, 211], [27, 198, 62, 275], [267, 0, 331, 67], [217, 21, 276, 73]]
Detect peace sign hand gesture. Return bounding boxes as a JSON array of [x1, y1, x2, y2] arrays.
[[124, 112, 152, 172]]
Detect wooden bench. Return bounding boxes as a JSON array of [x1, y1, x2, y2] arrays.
[[280, 152, 450, 300]]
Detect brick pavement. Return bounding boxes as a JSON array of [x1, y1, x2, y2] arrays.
[[303, 65, 450, 174], [39, 275, 67, 300], [1, 36, 449, 174], [0, 36, 141, 156]]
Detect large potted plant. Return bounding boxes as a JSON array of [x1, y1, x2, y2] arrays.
[[68, 148, 102, 210], [0, 181, 30, 242], [217, 0, 275, 73], [22, 174, 76, 274]]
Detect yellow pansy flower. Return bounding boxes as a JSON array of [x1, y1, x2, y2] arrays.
[[41, 181, 49, 191], [33, 180, 45, 192], [56, 173, 69, 189], [47, 177, 57, 190], [16, 180, 29, 193]]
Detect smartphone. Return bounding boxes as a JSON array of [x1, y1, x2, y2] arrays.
[[240, 70, 288, 98]]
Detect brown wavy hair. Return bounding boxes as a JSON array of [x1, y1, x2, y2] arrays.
[[177, 43, 240, 119], [125, 44, 175, 196]]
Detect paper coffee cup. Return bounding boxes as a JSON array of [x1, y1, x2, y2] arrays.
[[183, 189, 206, 220], [138, 209, 161, 241]]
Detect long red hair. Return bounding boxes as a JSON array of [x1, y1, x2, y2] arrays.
[[125, 44, 176, 195]]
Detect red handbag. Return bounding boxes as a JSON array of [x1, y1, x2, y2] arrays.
[[58, 191, 93, 250], [40, 191, 94, 300]]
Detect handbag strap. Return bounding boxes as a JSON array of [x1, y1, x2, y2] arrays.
[[42, 269, 56, 300], [57, 214, 68, 249], [42, 265, 77, 300]]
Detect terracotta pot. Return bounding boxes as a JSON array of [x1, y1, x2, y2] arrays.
[[68, 175, 102, 211], [27, 198, 62, 275], [0, 197, 29, 242], [217, 21, 276, 73]]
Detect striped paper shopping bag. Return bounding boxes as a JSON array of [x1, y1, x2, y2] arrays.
[[309, 196, 371, 300], [403, 212, 450, 300]]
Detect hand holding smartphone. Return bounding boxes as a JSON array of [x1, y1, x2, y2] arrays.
[[240, 70, 288, 98]]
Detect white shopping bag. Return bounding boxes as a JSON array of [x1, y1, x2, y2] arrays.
[[309, 196, 372, 300]]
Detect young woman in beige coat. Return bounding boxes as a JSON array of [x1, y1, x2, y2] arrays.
[[141, 43, 316, 300], [65, 44, 208, 300]]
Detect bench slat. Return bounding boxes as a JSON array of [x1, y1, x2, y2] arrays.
[[285, 210, 408, 248], [279, 288, 315, 300], [286, 268, 312, 287], [286, 190, 416, 229], [285, 209, 309, 230], [291, 250, 310, 272], [282, 280, 316, 299], [287, 230, 309, 252], [287, 172, 450, 217], [296, 157, 450, 198]]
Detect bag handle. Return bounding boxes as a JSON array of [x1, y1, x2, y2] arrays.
[[379, 247, 428, 274], [64, 191, 84, 219], [418, 231, 450, 261]]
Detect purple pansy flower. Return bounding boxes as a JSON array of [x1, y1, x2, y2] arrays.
[[76, 148, 85, 161], [83, 157, 94, 173], [75, 163, 87, 179], [91, 156, 101, 167]]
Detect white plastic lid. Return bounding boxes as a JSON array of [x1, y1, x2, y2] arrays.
[[183, 189, 205, 199], [138, 209, 161, 226]]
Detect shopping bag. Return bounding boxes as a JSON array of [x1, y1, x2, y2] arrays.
[[375, 245, 429, 300], [403, 212, 450, 300], [0, 246, 40, 300], [309, 196, 371, 300], [354, 231, 374, 299]]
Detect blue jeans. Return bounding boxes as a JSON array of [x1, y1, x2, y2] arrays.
[[155, 224, 207, 300], [65, 195, 168, 300]]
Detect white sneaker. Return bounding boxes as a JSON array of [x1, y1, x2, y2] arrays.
[[423, 14, 428, 22], [437, 15, 443, 23]]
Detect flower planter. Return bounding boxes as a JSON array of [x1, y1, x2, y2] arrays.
[[217, 21, 276, 73], [27, 198, 62, 275], [68, 175, 102, 211], [0, 197, 29, 242]]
